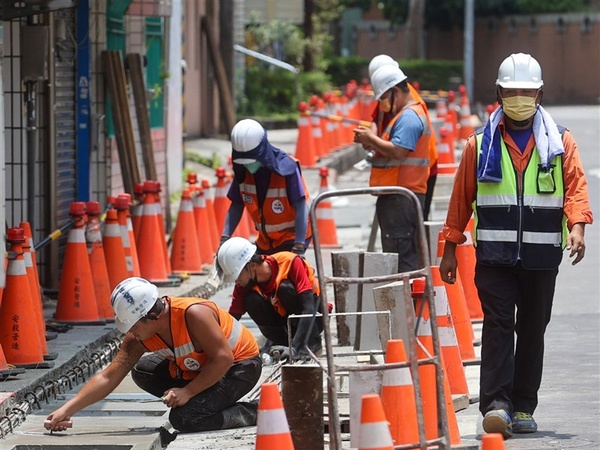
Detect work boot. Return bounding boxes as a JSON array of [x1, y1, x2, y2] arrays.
[[220, 401, 258, 429], [482, 409, 513, 439]]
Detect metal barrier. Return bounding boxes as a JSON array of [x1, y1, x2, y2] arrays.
[[308, 186, 452, 450]]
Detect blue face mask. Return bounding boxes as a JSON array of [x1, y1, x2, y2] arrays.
[[245, 161, 262, 174]]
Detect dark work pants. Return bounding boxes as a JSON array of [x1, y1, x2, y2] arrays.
[[376, 193, 425, 273], [131, 354, 262, 433], [423, 173, 437, 221], [475, 261, 557, 416], [243, 289, 323, 350]]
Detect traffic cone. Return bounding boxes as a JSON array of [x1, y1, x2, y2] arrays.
[[21, 222, 57, 361], [153, 182, 173, 276], [308, 98, 325, 159], [458, 84, 475, 140], [357, 394, 394, 450], [115, 194, 139, 277], [380, 339, 419, 446], [189, 185, 215, 266], [313, 97, 333, 157], [431, 266, 469, 395], [412, 279, 462, 445], [446, 91, 459, 138], [435, 93, 448, 119], [85, 201, 114, 321], [102, 208, 130, 291], [437, 127, 457, 175], [436, 233, 477, 362], [202, 178, 221, 250], [213, 167, 231, 237], [136, 181, 170, 283], [294, 104, 317, 168], [256, 382, 294, 450], [0, 227, 54, 368], [170, 188, 203, 274], [456, 218, 484, 321], [316, 166, 339, 247], [55, 202, 104, 324], [481, 433, 506, 449]]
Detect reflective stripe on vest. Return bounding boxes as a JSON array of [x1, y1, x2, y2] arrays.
[[474, 131, 567, 269]]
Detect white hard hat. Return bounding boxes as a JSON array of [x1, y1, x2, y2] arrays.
[[216, 237, 257, 283], [368, 54, 399, 79], [496, 53, 543, 89], [370, 64, 408, 100], [230, 119, 266, 164], [110, 277, 159, 333]]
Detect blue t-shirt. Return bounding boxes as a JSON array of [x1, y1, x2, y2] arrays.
[[389, 108, 424, 151], [506, 127, 533, 153]]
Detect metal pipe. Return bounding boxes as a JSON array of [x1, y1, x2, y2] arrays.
[[25, 80, 37, 230]]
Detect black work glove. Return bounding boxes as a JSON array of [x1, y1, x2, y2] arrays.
[[291, 242, 305, 255], [269, 345, 294, 362]]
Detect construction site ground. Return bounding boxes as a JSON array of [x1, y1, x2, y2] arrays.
[[0, 105, 598, 449]]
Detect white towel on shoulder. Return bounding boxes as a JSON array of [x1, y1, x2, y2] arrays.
[[532, 105, 564, 169]]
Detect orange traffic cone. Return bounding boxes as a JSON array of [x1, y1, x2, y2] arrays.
[[0, 227, 54, 368], [190, 184, 215, 266], [457, 218, 484, 321], [202, 178, 221, 250], [102, 208, 130, 291], [357, 394, 394, 450], [316, 166, 339, 247], [313, 97, 332, 157], [435, 93, 448, 119], [294, 105, 317, 168], [412, 279, 462, 445], [213, 167, 231, 236], [136, 181, 170, 283], [116, 194, 141, 277], [309, 103, 325, 159], [481, 433, 506, 449], [56, 202, 103, 324], [431, 266, 469, 395], [85, 201, 114, 321], [458, 85, 475, 140], [380, 339, 419, 446], [446, 91, 459, 138], [437, 127, 457, 175], [21, 222, 57, 361], [436, 233, 477, 362], [154, 182, 173, 276], [256, 382, 294, 450], [170, 189, 203, 273]]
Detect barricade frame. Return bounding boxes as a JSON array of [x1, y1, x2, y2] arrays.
[[308, 186, 452, 450]]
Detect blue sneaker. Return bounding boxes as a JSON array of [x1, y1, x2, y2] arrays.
[[512, 412, 538, 433], [482, 409, 513, 439]]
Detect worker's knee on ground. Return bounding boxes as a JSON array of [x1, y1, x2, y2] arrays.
[[277, 279, 298, 304]]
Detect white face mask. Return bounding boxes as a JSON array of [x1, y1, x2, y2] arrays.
[[244, 161, 262, 174], [502, 95, 538, 121]]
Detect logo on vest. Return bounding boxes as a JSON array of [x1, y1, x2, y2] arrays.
[[242, 194, 253, 204], [183, 357, 201, 371], [271, 199, 284, 214]]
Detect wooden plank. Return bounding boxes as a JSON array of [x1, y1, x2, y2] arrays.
[[201, 15, 236, 133], [126, 53, 157, 181], [103, 50, 135, 195]]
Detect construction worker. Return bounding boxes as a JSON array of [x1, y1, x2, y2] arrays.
[[216, 237, 323, 361], [220, 118, 312, 256], [353, 63, 433, 272], [44, 277, 261, 433], [366, 55, 438, 221], [439, 53, 593, 439]]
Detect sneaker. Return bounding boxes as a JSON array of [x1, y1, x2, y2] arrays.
[[482, 409, 513, 439], [512, 412, 538, 433]]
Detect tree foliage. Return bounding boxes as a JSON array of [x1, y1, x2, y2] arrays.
[[374, 0, 594, 30]]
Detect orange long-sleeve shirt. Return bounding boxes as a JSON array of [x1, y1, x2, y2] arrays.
[[442, 119, 594, 245]]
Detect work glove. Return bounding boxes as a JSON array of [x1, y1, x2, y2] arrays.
[[269, 345, 294, 362], [291, 242, 305, 255]]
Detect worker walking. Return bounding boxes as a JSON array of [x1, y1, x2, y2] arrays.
[[217, 237, 323, 361], [220, 118, 312, 256], [439, 53, 593, 439], [353, 63, 433, 272], [44, 277, 261, 433]]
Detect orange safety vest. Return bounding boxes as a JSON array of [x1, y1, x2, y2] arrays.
[[369, 103, 431, 194], [239, 162, 312, 251], [142, 297, 258, 381], [252, 252, 320, 317]]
